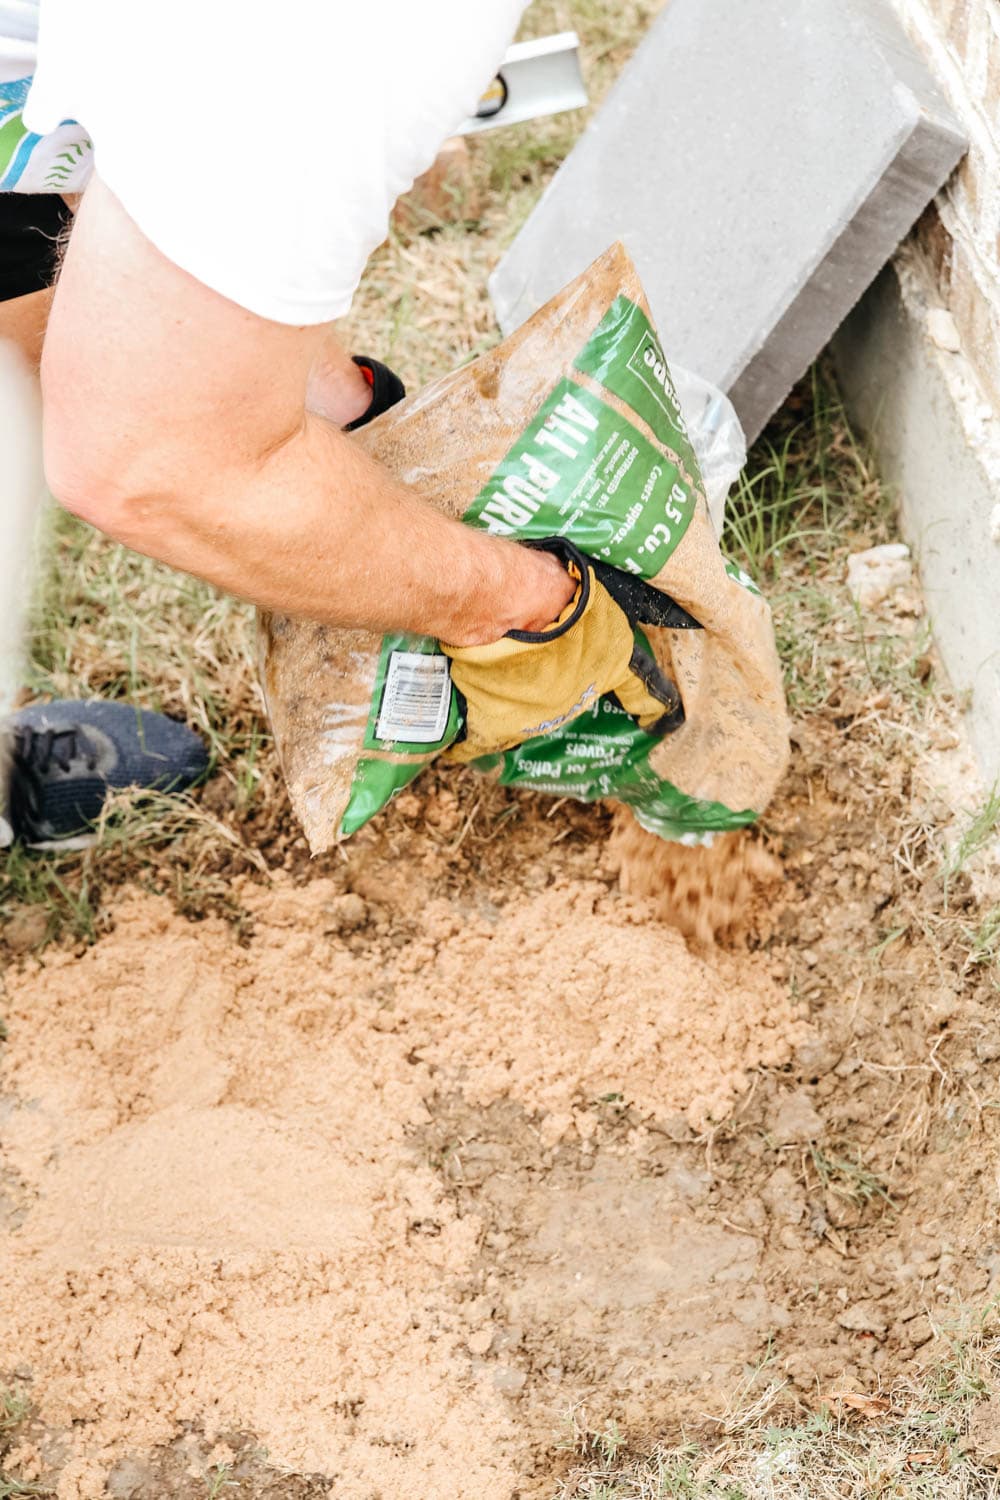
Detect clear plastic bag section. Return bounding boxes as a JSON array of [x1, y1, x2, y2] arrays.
[[671, 365, 746, 537]]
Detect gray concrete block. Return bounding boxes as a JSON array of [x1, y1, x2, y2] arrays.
[[833, 258, 1000, 783], [490, 0, 966, 444]]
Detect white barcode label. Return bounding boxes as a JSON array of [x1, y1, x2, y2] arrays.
[[375, 650, 453, 744]]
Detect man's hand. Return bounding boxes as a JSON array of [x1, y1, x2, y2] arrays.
[[442, 539, 691, 763], [40, 177, 574, 646]]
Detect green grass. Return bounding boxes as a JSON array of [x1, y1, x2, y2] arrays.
[[204, 1464, 237, 1499], [963, 907, 1000, 973], [0, 1391, 29, 1437], [944, 785, 1000, 902], [0, 497, 279, 947], [0, 1388, 50, 1500], [722, 364, 924, 726], [808, 1144, 895, 1213], [0, 842, 96, 945], [556, 1308, 1000, 1498], [24, 504, 257, 770]]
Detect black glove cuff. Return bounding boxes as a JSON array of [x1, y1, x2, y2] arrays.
[[589, 556, 702, 632], [625, 645, 686, 733], [505, 536, 592, 643], [345, 356, 407, 431]]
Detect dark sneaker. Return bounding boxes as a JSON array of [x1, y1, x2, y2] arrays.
[[4, 700, 209, 849], [345, 355, 406, 430]]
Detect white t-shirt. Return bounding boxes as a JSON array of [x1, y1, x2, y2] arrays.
[[2, 1, 526, 323]]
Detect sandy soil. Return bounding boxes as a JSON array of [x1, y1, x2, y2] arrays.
[[0, 800, 803, 1498], [2, 693, 999, 1499]]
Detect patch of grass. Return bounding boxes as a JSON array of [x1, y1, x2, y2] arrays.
[[0, 1388, 50, 1500], [556, 1307, 1000, 1498], [204, 1464, 237, 1498], [0, 1390, 29, 1437], [723, 365, 919, 727], [0, 782, 267, 951], [723, 368, 885, 585], [561, 1410, 628, 1467], [963, 907, 1000, 974], [1, 501, 288, 950], [808, 1144, 895, 1213], [0, 842, 98, 946], [944, 785, 1000, 902]]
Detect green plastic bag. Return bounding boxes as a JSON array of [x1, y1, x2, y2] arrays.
[[261, 245, 788, 852]]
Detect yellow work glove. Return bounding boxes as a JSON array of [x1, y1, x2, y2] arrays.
[[441, 537, 701, 765]]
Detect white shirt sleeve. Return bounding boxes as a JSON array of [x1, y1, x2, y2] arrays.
[[24, 1, 525, 324]]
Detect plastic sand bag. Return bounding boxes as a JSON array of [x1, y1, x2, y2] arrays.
[[260, 244, 788, 853], [671, 364, 746, 537]]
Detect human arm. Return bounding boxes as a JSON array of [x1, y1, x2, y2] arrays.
[[40, 178, 574, 646]]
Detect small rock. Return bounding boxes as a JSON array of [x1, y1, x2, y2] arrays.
[[795, 1037, 843, 1078], [926, 306, 961, 353], [2, 907, 49, 954], [496, 1323, 524, 1352], [837, 1300, 887, 1335], [897, 1313, 933, 1349], [761, 1166, 806, 1225], [768, 1090, 825, 1145], [106, 1458, 149, 1499], [467, 1327, 494, 1357], [490, 1364, 527, 1396], [323, 893, 368, 934], [846, 543, 912, 609], [738, 1194, 768, 1230], [777, 1224, 803, 1252], [662, 1165, 711, 1203], [658, 1112, 692, 1143], [976, 1033, 1000, 1064]]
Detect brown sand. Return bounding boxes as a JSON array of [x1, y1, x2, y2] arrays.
[[608, 815, 785, 947], [0, 875, 803, 1496]]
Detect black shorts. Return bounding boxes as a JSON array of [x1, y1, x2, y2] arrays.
[[0, 192, 73, 304]]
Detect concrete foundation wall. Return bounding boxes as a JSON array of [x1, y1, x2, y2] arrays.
[[834, 0, 1000, 779], [833, 256, 1000, 783]]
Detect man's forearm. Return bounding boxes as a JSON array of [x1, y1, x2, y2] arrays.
[[71, 404, 573, 645], [41, 177, 573, 646]]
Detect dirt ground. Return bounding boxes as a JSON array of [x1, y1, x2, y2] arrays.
[[3, 4, 1000, 1497], [3, 546, 1000, 1497]]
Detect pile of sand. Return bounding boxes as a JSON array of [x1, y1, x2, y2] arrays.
[[0, 874, 803, 1496]]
